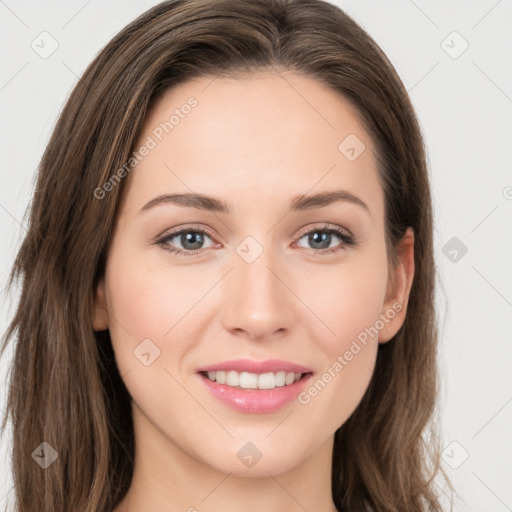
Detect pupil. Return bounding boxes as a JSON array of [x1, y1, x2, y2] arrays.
[[182, 232, 203, 250], [310, 231, 330, 249]]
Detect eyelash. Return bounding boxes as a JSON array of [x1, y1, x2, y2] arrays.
[[155, 223, 357, 257]]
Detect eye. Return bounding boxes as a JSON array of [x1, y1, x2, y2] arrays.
[[155, 223, 356, 257], [294, 224, 356, 255], [156, 225, 218, 256]]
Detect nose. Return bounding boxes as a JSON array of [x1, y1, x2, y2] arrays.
[[220, 243, 296, 342]]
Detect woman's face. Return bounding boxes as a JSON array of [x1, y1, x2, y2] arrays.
[[94, 70, 413, 476]]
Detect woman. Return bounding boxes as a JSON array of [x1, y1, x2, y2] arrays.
[[1, 0, 454, 510]]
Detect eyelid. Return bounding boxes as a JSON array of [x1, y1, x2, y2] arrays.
[[154, 223, 220, 257], [158, 222, 354, 242], [156, 223, 218, 242], [293, 222, 354, 241]]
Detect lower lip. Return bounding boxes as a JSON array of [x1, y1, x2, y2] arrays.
[[198, 372, 313, 413]]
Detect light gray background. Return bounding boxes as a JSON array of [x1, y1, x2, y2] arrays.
[[1, 1, 511, 510]]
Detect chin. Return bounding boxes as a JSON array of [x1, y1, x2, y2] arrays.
[[195, 436, 310, 478]]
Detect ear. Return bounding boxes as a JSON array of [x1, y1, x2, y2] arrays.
[[379, 227, 415, 344], [93, 277, 109, 331]]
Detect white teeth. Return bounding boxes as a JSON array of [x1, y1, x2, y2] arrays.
[[226, 370, 239, 387], [239, 372, 258, 389], [204, 370, 304, 389], [275, 371, 286, 387], [257, 372, 275, 390]]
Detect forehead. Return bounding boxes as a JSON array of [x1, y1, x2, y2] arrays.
[[120, 70, 383, 219]]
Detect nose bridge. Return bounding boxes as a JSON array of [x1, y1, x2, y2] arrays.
[[234, 235, 284, 306], [221, 233, 294, 338]]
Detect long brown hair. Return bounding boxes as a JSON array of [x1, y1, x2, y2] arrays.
[[1, 0, 454, 510]]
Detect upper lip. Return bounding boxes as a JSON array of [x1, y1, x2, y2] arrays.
[[197, 358, 312, 374]]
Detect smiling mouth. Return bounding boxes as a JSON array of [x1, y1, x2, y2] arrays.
[[199, 370, 313, 390]]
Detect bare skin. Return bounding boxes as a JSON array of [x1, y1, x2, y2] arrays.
[[94, 69, 414, 512]]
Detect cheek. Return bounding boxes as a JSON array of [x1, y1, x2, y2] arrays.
[[292, 253, 387, 423], [326, 271, 386, 348], [299, 251, 389, 353], [103, 249, 199, 369], [104, 253, 207, 428]]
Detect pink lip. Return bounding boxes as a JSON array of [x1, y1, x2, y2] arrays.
[[198, 372, 313, 414], [196, 358, 312, 374]]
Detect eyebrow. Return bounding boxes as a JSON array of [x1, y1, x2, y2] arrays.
[[139, 190, 370, 215]]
